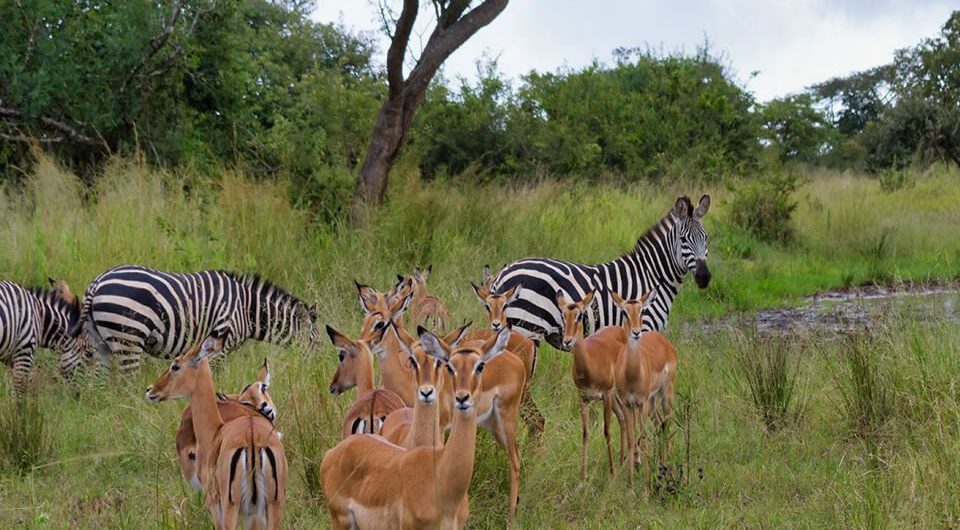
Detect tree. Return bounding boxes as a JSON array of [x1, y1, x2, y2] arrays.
[[760, 94, 838, 164], [351, 0, 509, 214]]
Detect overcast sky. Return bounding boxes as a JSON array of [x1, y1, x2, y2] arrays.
[[311, 1, 956, 102]]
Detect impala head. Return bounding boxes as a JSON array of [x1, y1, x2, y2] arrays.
[[326, 323, 389, 395], [556, 290, 594, 351], [420, 325, 510, 413], [389, 275, 414, 306], [612, 291, 656, 343], [471, 283, 520, 333], [356, 280, 413, 342], [146, 335, 225, 402], [412, 265, 432, 294], [237, 358, 277, 422], [671, 195, 711, 289]]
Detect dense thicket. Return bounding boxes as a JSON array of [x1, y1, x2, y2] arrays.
[[2, 3, 958, 216]]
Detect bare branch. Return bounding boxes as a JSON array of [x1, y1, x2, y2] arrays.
[[386, 0, 420, 97], [121, 0, 185, 93], [2, 105, 102, 147], [0, 133, 64, 144]]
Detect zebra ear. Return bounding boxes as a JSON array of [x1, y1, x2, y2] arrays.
[[482, 265, 492, 286], [673, 196, 691, 219], [694, 194, 710, 219]]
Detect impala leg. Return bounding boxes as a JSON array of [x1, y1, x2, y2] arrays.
[[661, 380, 674, 468], [579, 397, 590, 483], [491, 417, 521, 520], [624, 404, 636, 488], [612, 395, 627, 466], [639, 401, 651, 485], [602, 393, 615, 475]]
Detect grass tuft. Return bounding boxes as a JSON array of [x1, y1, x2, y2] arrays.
[[733, 331, 804, 432]]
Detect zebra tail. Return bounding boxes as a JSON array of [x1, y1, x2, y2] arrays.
[[68, 289, 94, 338]]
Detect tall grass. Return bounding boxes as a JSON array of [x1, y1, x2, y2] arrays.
[[733, 332, 804, 432], [0, 156, 959, 527]]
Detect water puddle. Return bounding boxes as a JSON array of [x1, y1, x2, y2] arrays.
[[693, 281, 960, 335]]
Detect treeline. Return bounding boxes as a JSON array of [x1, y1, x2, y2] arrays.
[[1, 2, 958, 216]]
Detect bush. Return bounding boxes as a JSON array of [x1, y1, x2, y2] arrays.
[[728, 173, 799, 245], [733, 332, 803, 431], [0, 394, 56, 474], [834, 332, 894, 441]]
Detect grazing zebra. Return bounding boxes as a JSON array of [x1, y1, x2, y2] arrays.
[[493, 195, 711, 350], [68, 265, 319, 372], [1, 279, 91, 395]]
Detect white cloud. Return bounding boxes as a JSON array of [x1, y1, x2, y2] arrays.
[[311, 1, 955, 101]]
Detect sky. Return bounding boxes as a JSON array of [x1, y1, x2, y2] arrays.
[[310, 1, 956, 102]]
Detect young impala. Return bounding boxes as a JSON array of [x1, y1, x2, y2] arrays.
[[407, 266, 449, 330], [320, 327, 512, 530], [467, 281, 545, 437], [612, 292, 677, 487], [147, 336, 287, 529], [175, 358, 278, 491], [557, 290, 627, 483], [326, 323, 405, 439]]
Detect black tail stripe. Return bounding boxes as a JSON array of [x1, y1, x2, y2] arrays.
[[228, 448, 243, 503], [264, 447, 279, 501]]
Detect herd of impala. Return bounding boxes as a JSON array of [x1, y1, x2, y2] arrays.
[[135, 263, 677, 529]]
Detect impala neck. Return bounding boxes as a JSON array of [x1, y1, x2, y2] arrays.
[[189, 359, 225, 479], [409, 394, 442, 448], [357, 348, 376, 395], [438, 405, 478, 507], [570, 336, 592, 377], [378, 331, 415, 405]]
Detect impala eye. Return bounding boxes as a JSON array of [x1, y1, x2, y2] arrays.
[[338, 352, 345, 362], [171, 364, 180, 372], [374, 321, 386, 331], [260, 384, 267, 393]]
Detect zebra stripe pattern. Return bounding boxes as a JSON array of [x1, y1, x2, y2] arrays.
[[71, 265, 319, 372], [493, 195, 711, 350], [0, 280, 89, 394]]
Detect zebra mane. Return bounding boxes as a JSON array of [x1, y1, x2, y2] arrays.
[[227, 272, 307, 306], [27, 286, 81, 320], [627, 196, 690, 255]]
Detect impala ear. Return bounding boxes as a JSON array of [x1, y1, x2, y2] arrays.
[[195, 335, 224, 364], [417, 327, 450, 361], [390, 291, 413, 321], [471, 281, 487, 303], [555, 290, 568, 307], [610, 291, 627, 309], [694, 194, 710, 219], [505, 284, 521, 305], [355, 280, 379, 314], [259, 358, 271, 387], [482, 326, 511, 364], [581, 290, 595, 307], [639, 290, 657, 309], [442, 321, 472, 348], [326, 325, 359, 358]]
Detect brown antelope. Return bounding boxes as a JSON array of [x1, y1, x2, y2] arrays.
[[326, 323, 405, 439], [378, 324, 448, 449], [408, 266, 449, 330], [467, 281, 545, 437], [557, 289, 628, 483], [320, 327, 512, 530], [612, 292, 677, 487], [147, 336, 287, 529], [176, 358, 278, 491]]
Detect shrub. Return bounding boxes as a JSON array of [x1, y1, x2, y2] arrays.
[[733, 332, 804, 431], [728, 173, 799, 245]]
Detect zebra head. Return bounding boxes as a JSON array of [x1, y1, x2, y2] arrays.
[[244, 275, 319, 346], [672, 195, 712, 289]]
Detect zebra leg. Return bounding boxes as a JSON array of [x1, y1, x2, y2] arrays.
[[84, 319, 113, 374], [11, 346, 35, 397]]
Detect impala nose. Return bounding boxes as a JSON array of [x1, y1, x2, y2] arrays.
[[419, 387, 435, 403], [562, 339, 573, 350], [491, 321, 502, 332]]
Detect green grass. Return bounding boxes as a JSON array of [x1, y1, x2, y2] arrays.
[[0, 156, 959, 528]]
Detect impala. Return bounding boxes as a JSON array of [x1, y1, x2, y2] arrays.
[[147, 336, 287, 529], [612, 292, 677, 487], [320, 327, 512, 530], [557, 289, 627, 483], [175, 358, 278, 491]]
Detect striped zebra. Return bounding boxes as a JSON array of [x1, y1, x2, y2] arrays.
[[1, 279, 91, 395], [68, 265, 319, 372], [493, 195, 711, 350]]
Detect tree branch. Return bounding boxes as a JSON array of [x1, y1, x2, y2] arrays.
[[407, 0, 508, 92], [1, 105, 102, 147], [0, 132, 64, 144], [120, 0, 184, 93], [386, 0, 419, 97]]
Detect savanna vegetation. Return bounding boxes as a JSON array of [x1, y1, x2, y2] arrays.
[[1, 1, 960, 528]]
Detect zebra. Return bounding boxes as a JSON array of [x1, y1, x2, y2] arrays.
[[493, 195, 711, 350], [1, 279, 91, 395], [68, 265, 320, 372]]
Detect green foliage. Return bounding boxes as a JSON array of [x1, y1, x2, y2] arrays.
[[0, 394, 55, 474], [727, 173, 799, 245], [733, 333, 803, 431], [760, 94, 839, 163]]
